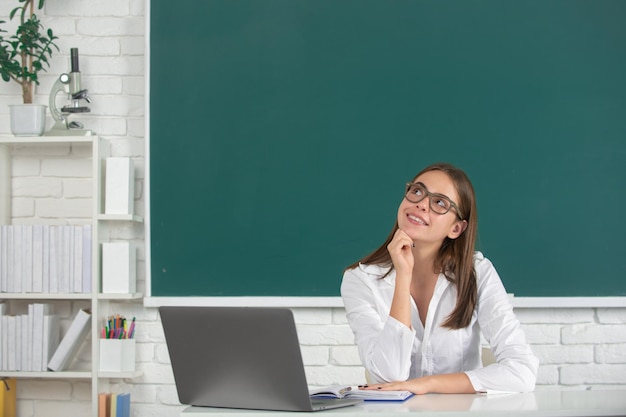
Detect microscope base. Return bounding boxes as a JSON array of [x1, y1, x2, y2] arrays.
[[44, 121, 94, 137]]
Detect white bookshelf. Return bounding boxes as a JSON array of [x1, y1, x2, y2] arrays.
[[0, 135, 142, 417]]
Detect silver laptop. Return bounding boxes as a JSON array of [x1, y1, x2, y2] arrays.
[[159, 306, 361, 412]]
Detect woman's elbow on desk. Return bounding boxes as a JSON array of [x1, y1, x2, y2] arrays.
[[466, 359, 539, 393]]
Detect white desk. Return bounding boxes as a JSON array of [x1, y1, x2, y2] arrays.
[[181, 390, 626, 417]]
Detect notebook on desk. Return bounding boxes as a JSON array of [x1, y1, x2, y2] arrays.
[[159, 306, 361, 412]]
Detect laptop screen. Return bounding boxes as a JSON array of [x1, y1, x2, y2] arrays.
[[159, 306, 317, 411]]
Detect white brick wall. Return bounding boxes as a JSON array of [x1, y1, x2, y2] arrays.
[[2, 1, 626, 417]]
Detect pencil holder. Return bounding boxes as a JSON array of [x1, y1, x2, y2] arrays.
[[99, 339, 136, 372]]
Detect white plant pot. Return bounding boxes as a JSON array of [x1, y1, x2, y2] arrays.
[[9, 104, 47, 136]]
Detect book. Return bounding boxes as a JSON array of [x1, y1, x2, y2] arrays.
[[4, 228, 13, 294], [14, 317, 22, 371], [0, 304, 4, 370], [81, 224, 92, 293], [27, 312, 33, 371], [116, 393, 130, 417], [309, 385, 414, 402], [60, 225, 72, 294], [105, 157, 134, 215], [0, 377, 16, 417], [31, 303, 51, 371], [47, 309, 92, 371], [23, 314, 32, 371], [48, 226, 59, 293], [1, 315, 7, 371], [42, 225, 50, 293], [11, 226, 21, 293], [98, 392, 111, 417], [6, 316, 16, 371], [41, 315, 60, 372], [22, 225, 33, 293], [0, 226, 7, 292], [27, 306, 34, 371], [109, 393, 117, 417], [72, 225, 83, 293], [32, 224, 44, 293], [102, 242, 136, 294]]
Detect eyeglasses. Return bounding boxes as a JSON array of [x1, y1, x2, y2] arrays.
[[405, 182, 463, 220]]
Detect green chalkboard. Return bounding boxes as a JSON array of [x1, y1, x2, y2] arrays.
[[150, 0, 626, 298]]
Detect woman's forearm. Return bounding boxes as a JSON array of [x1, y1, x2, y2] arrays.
[[363, 372, 476, 395], [389, 272, 412, 328]]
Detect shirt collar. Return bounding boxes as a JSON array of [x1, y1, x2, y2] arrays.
[[358, 262, 392, 276]]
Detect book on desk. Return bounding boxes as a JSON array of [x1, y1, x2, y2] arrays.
[[310, 385, 413, 401]]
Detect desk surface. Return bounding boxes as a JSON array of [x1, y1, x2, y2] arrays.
[[181, 389, 626, 417]]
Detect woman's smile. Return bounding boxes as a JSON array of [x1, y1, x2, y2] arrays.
[[407, 213, 428, 226]]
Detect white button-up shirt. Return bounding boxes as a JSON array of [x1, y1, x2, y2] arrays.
[[340, 252, 538, 393]]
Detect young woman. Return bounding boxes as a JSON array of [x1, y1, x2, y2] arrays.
[[341, 162, 538, 394]]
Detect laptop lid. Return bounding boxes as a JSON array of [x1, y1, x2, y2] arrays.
[[159, 306, 359, 412]]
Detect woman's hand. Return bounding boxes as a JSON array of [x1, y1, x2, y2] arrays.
[[387, 228, 415, 279], [360, 379, 428, 395], [360, 373, 476, 395], [387, 228, 415, 328]]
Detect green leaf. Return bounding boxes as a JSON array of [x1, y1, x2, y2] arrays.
[[0, 0, 56, 102]]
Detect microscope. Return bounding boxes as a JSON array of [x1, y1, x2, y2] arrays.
[[46, 48, 93, 136]]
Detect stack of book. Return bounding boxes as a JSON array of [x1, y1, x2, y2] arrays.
[[0, 303, 59, 372], [0, 305, 92, 372], [98, 392, 131, 417], [0, 224, 92, 294]]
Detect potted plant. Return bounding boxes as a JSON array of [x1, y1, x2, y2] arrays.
[[0, 0, 58, 136]]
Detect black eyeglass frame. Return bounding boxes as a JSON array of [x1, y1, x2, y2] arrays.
[[404, 182, 464, 220]]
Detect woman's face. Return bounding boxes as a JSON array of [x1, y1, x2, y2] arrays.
[[397, 170, 466, 246]]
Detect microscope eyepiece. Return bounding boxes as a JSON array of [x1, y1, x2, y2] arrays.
[[71, 48, 80, 73]]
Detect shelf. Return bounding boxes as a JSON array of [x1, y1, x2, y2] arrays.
[[98, 214, 144, 222], [98, 293, 143, 301], [0, 293, 144, 301], [0, 293, 92, 300], [0, 370, 92, 379], [0, 370, 142, 379], [0, 135, 94, 144]]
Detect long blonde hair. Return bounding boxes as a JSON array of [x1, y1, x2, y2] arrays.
[[344, 162, 478, 329]]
